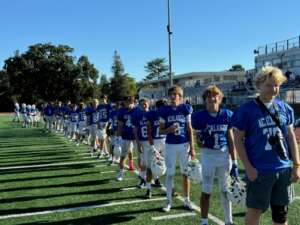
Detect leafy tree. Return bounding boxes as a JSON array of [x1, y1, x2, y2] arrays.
[[110, 73, 136, 101], [144, 58, 168, 81], [229, 64, 245, 72], [99, 74, 111, 96], [3, 43, 99, 104], [111, 50, 124, 77]]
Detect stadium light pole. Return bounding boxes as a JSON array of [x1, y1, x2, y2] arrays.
[[167, 0, 173, 87]]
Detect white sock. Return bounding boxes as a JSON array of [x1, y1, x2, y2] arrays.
[[165, 175, 173, 204], [200, 218, 208, 225], [220, 191, 232, 224], [146, 182, 151, 190]]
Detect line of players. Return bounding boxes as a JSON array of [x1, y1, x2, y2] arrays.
[[14, 87, 237, 225], [12, 103, 40, 128]]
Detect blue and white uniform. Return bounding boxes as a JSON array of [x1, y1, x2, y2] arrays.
[[44, 104, 55, 130], [78, 108, 87, 134], [232, 98, 293, 173], [158, 103, 193, 176], [86, 106, 99, 140], [108, 109, 119, 145], [144, 109, 166, 167], [31, 105, 38, 123], [192, 108, 233, 193], [13, 103, 20, 122], [69, 108, 79, 132], [97, 103, 112, 128], [21, 104, 27, 122], [133, 109, 150, 167], [118, 106, 140, 157]]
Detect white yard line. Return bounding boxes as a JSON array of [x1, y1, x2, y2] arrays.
[[0, 198, 165, 220], [152, 212, 196, 221], [129, 167, 224, 225], [0, 160, 100, 170], [100, 171, 115, 174], [120, 187, 137, 191]]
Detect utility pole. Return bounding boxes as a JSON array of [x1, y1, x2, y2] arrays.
[[167, 0, 173, 87]]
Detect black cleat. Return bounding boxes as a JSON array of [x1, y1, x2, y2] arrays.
[[145, 189, 152, 199]]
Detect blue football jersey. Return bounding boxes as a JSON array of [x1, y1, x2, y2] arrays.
[[118, 107, 141, 140], [62, 105, 71, 119], [86, 106, 99, 125], [31, 108, 37, 116], [158, 104, 193, 144], [232, 98, 293, 173], [97, 103, 112, 123], [145, 110, 165, 140], [109, 110, 118, 132], [192, 108, 232, 152], [78, 108, 87, 122], [44, 105, 55, 116], [55, 106, 63, 117], [70, 109, 79, 123], [133, 110, 149, 141]]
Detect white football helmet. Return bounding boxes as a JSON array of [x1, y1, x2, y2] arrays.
[[226, 176, 246, 206], [113, 144, 122, 158], [151, 156, 166, 178], [32, 104, 36, 110], [186, 159, 202, 183], [22, 103, 26, 108], [97, 129, 107, 140]]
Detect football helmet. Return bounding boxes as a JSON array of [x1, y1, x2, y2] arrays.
[[151, 156, 166, 178], [186, 159, 202, 183], [226, 176, 246, 206]]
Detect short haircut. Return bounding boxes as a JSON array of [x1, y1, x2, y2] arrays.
[[255, 66, 287, 88], [168, 85, 183, 97], [139, 98, 149, 104], [156, 99, 167, 108], [202, 85, 224, 101]]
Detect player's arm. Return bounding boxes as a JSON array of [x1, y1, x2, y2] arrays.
[[187, 118, 195, 159], [287, 125, 300, 182], [159, 120, 177, 134], [228, 128, 237, 161], [147, 121, 154, 145], [233, 128, 257, 181]]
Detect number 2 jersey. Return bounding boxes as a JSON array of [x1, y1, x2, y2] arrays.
[[232, 98, 293, 173], [191, 108, 233, 152], [158, 104, 193, 144]]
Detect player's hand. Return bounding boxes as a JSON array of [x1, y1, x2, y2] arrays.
[[168, 124, 179, 134], [189, 148, 196, 160], [245, 166, 258, 182], [291, 167, 300, 183], [230, 163, 239, 178]]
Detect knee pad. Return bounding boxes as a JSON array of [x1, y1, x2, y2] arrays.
[[271, 205, 288, 224]]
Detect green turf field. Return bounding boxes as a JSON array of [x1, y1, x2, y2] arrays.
[[0, 115, 299, 225]]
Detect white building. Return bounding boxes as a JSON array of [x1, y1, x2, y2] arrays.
[[254, 35, 300, 75]]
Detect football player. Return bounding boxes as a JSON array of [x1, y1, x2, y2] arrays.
[[144, 99, 167, 198], [192, 85, 237, 225], [116, 96, 140, 181], [158, 85, 195, 212]]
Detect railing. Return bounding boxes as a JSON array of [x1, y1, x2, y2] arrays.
[[255, 36, 300, 56]]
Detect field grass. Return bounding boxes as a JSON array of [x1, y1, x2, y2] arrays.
[[0, 115, 299, 225]]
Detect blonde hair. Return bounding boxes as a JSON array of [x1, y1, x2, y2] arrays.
[[168, 85, 183, 97], [255, 66, 287, 88], [202, 85, 224, 101]]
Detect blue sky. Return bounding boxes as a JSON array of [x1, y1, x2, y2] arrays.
[[0, 0, 299, 81]]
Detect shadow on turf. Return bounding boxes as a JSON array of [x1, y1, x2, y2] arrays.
[[0, 194, 165, 216], [0, 178, 111, 192], [0, 186, 137, 204], [0, 170, 100, 183], [0, 163, 95, 175]]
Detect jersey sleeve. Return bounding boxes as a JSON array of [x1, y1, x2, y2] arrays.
[[191, 112, 200, 130], [226, 109, 234, 128], [284, 103, 295, 126], [157, 107, 166, 123], [231, 105, 248, 132], [117, 108, 124, 122]]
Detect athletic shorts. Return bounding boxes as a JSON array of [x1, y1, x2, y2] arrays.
[[78, 121, 87, 134], [121, 139, 136, 158], [165, 142, 190, 176], [70, 122, 78, 132], [201, 148, 231, 194], [246, 168, 292, 212]]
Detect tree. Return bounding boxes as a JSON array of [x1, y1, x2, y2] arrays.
[[110, 73, 136, 101], [229, 64, 245, 72], [3, 43, 99, 104], [111, 50, 124, 77], [144, 58, 168, 81], [99, 74, 111, 96]]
